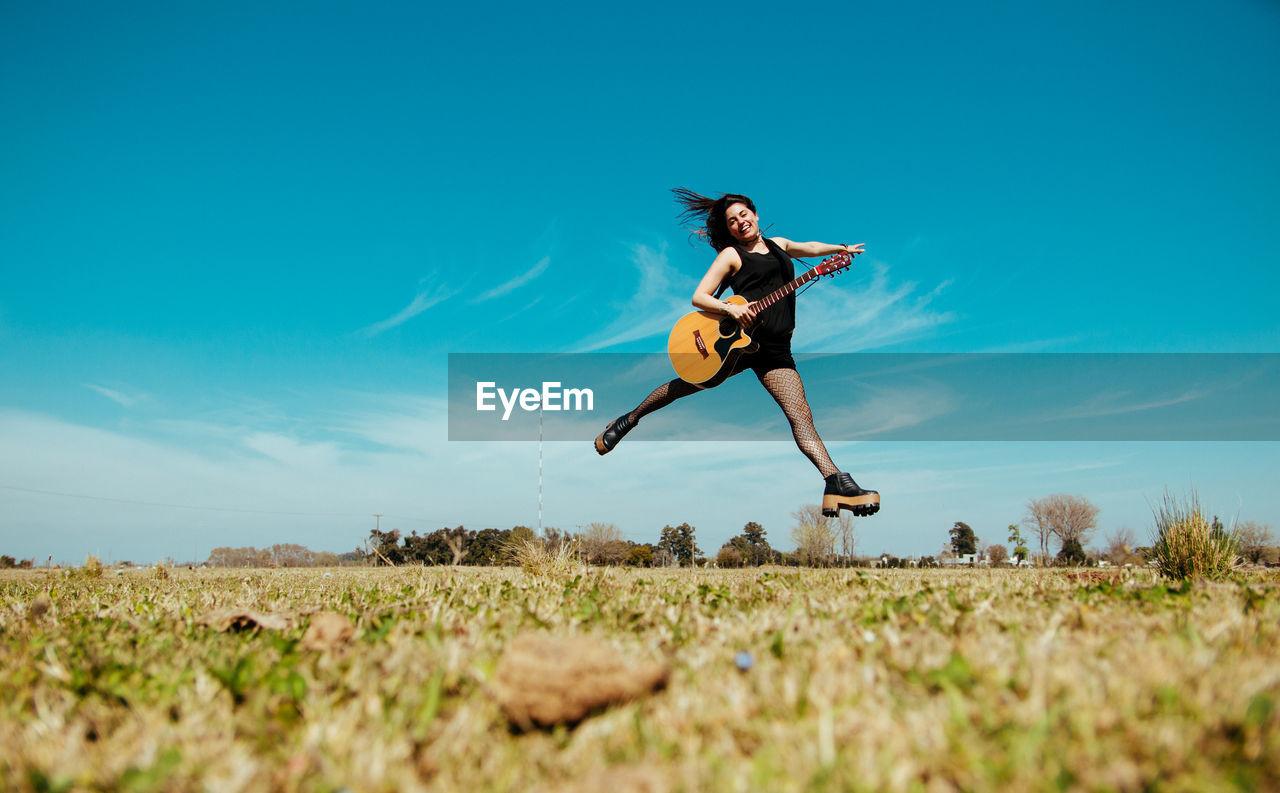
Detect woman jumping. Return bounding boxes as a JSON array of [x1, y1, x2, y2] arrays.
[[593, 188, 880, 518]]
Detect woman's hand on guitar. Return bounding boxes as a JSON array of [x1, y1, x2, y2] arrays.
[[725, 301, 758, 328]]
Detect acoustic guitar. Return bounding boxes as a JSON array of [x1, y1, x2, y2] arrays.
[[667, 250, 854, 387]]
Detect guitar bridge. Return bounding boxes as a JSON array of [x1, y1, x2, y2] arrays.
[[692, 329, 710, 359]]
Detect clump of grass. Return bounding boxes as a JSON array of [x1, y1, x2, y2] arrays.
[[506, 536, 582, 579], [76, 555, 103, 579], [1149, 489, 1237, 580]]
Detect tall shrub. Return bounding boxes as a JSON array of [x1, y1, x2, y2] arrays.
[[1150, 490, 1237, 580]]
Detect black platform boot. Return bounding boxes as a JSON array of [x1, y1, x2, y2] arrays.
[[594, 413, 637, 455], [822, 473, 880, 517]]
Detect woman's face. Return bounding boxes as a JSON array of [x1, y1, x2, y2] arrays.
[[724, 202, 759, 242]]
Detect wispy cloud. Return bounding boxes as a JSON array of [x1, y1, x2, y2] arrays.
[[569, 250, 952, 355], [817, 384, 959, 439], [473, 256, 550, 302], [574, 243, 695, 352], [85, 383, 146, 408], [242, 432, 342, 470], [793, 261, 954, 352], [1037, 387, 1210, 423], [358, 274, 461, 338]]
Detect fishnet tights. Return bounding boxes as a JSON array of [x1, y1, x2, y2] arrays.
[[627, 378, 701, 424], [626, 366, 838, 477], [757, 367, 839, 477]]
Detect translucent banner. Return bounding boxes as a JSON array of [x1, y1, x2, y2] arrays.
[[447, 353, 1280, 442]]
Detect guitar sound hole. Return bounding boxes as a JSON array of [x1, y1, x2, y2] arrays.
[[718, 317, 739, 336]]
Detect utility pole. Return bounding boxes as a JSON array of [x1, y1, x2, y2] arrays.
[[373, 514, 382, 533], [538, 406, 543, 535]]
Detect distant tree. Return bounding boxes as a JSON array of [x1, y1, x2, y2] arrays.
[[833, 512, 856, 565], [1006, 524, 1030, 562], [312, 551, 341, 566], [509, 525, 537, 546], [1234, 521, 1275, 563], [657, 525, 679, 565], [1104, 527, 1140, 566], [673, 523, 701, 566], [0, 555, 15, 569], [402, 531, 440, 564], [949, 522, 978, 556], [582, 523, 627, 565], [986, 544, 1009, 565], [715, 543, 745, 568], [626, 543, 655, 567], [741, 521, 774, 566], [444, 530, 467, 565], [464, 528, 509, 565], [340, 548, 367, 565], [269, 543, 313, 568], [368, 528, 404, 566], [1023, 499, 1053, 560], [1211, 515, 1226, 537], [1026, 495, 1100, 555], [206, 545, 347, 568], [206, 546, 269, 567], [1056, 537, 1087, 566], [542, 527, 574, 555], [205, 547, 237, 567], [792, 505, 835, 567]]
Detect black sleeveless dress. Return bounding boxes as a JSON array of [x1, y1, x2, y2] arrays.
[[724, 237, 798, 375]]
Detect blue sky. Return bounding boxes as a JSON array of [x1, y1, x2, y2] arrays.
[[2, 1, 1278, 563]]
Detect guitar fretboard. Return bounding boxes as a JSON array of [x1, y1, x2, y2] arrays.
[[752, 251, 850, 313]]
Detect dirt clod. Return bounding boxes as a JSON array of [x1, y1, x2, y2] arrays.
[[300, 611, 354, 651], [199, 609, 292, 632], [492, 633, 669, 730], [27, 595, 51, 620]]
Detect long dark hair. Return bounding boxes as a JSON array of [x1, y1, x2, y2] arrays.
[[672, 187, 757, 251]]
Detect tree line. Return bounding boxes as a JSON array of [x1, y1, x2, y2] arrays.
[[363, 510, 879, 569], [364, 523, 708, 568], [944, 494, 1278, 567], [204, 544, 364, 568]]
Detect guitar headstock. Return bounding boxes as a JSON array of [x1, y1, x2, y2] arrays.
[[813, 250, 853, 277]]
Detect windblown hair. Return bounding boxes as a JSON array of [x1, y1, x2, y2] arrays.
[[672, 187, 757, 251]]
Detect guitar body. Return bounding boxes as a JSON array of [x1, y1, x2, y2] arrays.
[[667, 295, 758, 388], [665, 250, 854, 388]]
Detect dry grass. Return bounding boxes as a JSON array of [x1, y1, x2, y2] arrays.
[[507, 536, 584, 580], [1, 565, 1278, 792]]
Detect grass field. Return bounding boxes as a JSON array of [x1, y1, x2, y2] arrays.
[[2, 565, 1278, 792]]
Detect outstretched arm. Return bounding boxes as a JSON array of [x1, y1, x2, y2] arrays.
[[772, 237, 865, 259]]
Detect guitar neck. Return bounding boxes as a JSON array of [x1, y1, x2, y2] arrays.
[[753, 268, 821, 313]]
